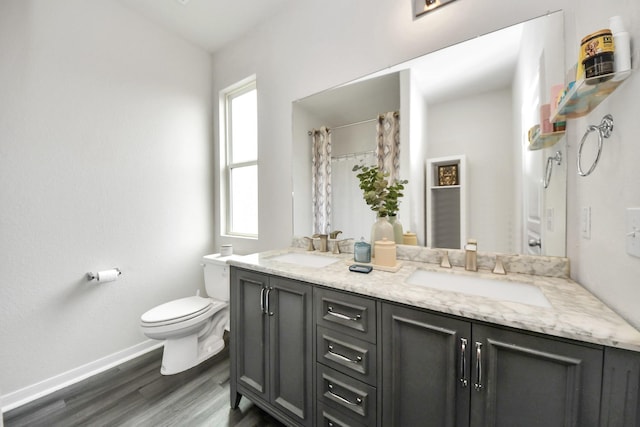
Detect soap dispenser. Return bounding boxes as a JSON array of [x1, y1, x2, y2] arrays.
[[354, 237, 371, 263]]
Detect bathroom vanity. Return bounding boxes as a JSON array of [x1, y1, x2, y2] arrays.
[[228, 248, 640, 427]]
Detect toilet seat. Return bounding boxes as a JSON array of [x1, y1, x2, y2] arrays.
[[141, 296, 224, 328]]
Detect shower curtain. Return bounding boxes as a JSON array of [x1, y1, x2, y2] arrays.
[[376, 111, 401, 181], [311, 127, 332, 234], [332, 151, 377, 241]]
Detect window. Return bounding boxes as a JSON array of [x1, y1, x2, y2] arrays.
[[223, 79, 258, 237]]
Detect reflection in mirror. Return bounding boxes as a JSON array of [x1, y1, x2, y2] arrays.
[[292, 11, 566, 257]]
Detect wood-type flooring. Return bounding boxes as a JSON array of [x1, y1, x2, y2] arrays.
[[3, 346, 284, 427]]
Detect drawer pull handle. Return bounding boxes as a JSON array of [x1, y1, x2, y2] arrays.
[[328, 344, 363, 364], [474, 342, 483, 392], [327, 306, 362, 322], [265, 287, 274, 316], [459, 338, 468, 387], [327, 383, 362, 406]]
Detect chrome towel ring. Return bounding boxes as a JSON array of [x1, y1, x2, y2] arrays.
[[543, 151, 562, 189], [577, 114, 614, 177]]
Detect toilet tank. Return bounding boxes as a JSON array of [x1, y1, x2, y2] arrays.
[[202, 254, 241, 301]]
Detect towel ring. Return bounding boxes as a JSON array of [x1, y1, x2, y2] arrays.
[[543, 151, 562, 189], [577, 114, 614, 177]]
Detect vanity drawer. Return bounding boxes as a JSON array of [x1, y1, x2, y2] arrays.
[[316, 402, 368, 427], [317, 326, 376, 385], [316, 364, 377, 426], [315, 287, 376, 343]]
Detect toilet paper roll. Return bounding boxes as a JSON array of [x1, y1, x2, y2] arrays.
[[220, 244, 233, 257], [97, 269, 120, 282]]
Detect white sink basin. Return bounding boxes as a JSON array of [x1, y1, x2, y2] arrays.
[[270, 253, 340, 268], [405, 270, 551, 308]]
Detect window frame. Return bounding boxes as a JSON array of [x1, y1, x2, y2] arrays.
[[221, 78, 258, 238]]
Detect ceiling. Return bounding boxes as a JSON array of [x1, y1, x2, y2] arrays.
[[118, 0, 294, 53]]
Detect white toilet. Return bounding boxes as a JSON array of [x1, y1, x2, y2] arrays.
[[140, 254, 239, 375]]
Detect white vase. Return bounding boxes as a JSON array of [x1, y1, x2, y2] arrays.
[[371, 216, 394, 257], [388, 215, 404, 244]]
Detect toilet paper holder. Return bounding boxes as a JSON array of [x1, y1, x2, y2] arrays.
[[86, 268, 122, 281]]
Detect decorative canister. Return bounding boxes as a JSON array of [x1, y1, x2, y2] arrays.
[[402, 232, 418, 246], [374, 238, 396, 267], [580, 29, 615, 84]]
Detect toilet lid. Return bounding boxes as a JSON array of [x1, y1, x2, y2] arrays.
[[141, 296, 213, 324]]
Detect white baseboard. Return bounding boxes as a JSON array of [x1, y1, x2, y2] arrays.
[[1, 340, 163, 413]]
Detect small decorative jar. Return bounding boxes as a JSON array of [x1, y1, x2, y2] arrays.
[[402, 231, 418, 246], [374, 238, 396, 267]]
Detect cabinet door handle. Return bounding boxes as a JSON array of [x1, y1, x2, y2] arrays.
[[265, 287, 274, 316], [327, 306, 361, 322], [260, 287, 266, 314], [327, 383, 363, 406], [474, 342, 483, 391], [328, 344, 363, 364], [459, 338, 468, 387]]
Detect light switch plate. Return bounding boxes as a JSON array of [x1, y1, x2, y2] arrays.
[[581, 206, 591, 239], [546, 208, 555, 232], [627, 208, 640, 258]]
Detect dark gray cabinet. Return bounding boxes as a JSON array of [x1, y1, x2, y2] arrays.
[[314, 287, 378, 427], [600, 347, 640, 426], [382, 302, 604, 427], [470, 324, 603, 427], [382, 303, 471, 427], [230, 268, 313, 427], [230, 267, 639, 427]]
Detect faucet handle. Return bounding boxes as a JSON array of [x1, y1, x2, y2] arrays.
[[304, 236, 315, 251], [440, 250, 452, 268], [330, 230, 343, 239], [492, 256, 507, 275]]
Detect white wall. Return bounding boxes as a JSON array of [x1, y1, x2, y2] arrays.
[[567, 3, 640, 329], [212, 0, 640, 331], [3, 0, 640, 410], [211, 0, 574, 254], [428, 89, 515, 253], [0, 0, 214, 400]]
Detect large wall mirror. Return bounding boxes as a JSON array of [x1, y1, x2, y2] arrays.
[[292, 11, 567, 257]]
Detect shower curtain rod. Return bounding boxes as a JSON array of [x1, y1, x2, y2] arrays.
[[331, 150, 376, 161], [308, 117, 377, 135]]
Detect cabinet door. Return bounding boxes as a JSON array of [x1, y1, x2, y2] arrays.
[[268, 277, 313, 426], [382, 303, 471, 427], [232, 269, 269, 402], [470, 324, 603, 427], [600, 347, 640, 427]]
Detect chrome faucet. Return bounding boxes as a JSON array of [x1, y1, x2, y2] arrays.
[[465, 239, 478, 271]]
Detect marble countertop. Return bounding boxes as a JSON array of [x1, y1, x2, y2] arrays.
[[227, 248, 640, 352]]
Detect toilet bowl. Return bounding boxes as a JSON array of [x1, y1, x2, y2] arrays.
[[140, 254, 240, 375]]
